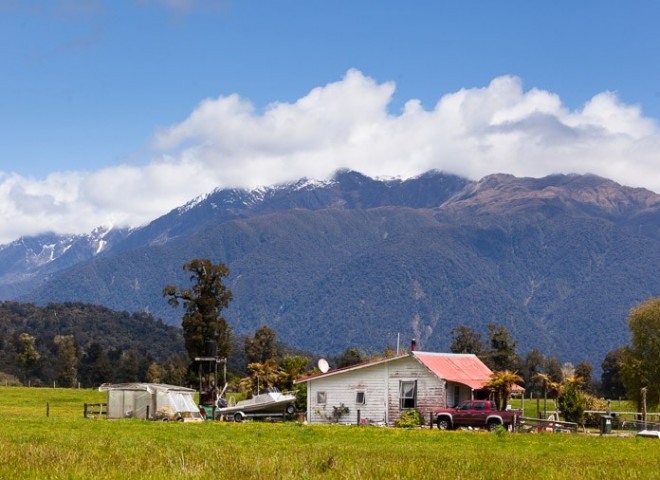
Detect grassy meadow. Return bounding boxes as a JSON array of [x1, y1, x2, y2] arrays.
[[0, 387, 659, 479]]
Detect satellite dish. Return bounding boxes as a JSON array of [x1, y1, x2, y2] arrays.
[[317, 358, 330, 373]]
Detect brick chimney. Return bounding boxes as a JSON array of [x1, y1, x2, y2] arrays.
[[411, 338, 416, 351]]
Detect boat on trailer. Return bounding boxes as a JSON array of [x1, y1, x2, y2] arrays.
[[216, 387, 297, 422]]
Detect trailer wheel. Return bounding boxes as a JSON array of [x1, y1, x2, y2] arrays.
[[233, 411, 244, 423], [285, 404, 296, 415]]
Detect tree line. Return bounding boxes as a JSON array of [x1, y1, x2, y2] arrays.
[[444, 298, 660, 420], [3, 257, 660, 420], [0, 301, 188, 387]]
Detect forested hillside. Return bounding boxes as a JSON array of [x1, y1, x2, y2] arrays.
[[0, 301, 185, 387], [6, 171, 660, 370]]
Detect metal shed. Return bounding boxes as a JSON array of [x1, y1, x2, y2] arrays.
[[99, 383, 203, 422]]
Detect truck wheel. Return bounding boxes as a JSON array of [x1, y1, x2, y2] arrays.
[[436, 418, 451, 430], [488, 420, 501, 431]]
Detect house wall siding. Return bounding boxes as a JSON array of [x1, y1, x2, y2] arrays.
[[306, 356, 446, 426], [308, 363, 389, 424], [387, 357, 445, 425]]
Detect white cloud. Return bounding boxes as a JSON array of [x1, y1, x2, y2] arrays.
[[1, 69, 659, 244]]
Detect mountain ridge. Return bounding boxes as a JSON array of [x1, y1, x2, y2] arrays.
[[2, 170, 660, 369]]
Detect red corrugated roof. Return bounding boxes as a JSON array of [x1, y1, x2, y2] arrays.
[[293, 351, 522, 390], [412, 352, 493, 390]]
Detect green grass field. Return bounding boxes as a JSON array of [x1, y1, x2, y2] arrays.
[[0, 387, 659, 479]]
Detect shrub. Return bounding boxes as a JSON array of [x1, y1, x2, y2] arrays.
[[331, 404, 349, 422], [558, 381, 587, 424], [583, 394, 609, 426], [395, 409, 424, 428]]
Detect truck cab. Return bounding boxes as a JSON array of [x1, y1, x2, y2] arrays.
[[434, 400, 517, 431]]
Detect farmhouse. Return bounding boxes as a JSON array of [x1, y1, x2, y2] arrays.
[[294, 351, 494, 426]]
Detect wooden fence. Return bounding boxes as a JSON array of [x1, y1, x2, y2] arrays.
[[83, 403, 107, 418]]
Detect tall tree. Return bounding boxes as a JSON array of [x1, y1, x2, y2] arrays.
[[621, 297, 660, 409], [79, 342, 112, 387], [17, 333, 40, 384], [163, 259, 233, 361], [334, 347, 364, 368], [161, 354, 189, 386], [53, 335, 78, 388], [483, 324, 521, 372], [449, 326, 485, 355], [146, 362, 164, 383], [116, 350, 141, 383], [278, 355, 309, 391], [245, 325, 279, 364], [279, 355, 310, 412], [574, 361, 594, 393], [522, 349, 545, 397], [544, 356, 564, 383], [601, 348, 626, 399]]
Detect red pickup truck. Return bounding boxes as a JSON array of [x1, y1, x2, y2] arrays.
[[434, 400, 519, 431]]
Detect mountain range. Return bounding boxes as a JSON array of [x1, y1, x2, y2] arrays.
[[3, 169, 660, 369]]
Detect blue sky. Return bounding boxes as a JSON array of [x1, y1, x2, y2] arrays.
[[1, 0, 660, 243]]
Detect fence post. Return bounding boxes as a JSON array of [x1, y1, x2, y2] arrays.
[[642, 387, 648, 429], [46, 402, 50, 417]]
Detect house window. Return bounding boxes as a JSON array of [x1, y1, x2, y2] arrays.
[[356, 391, 366, 404], [399, 381, 417, 409], [317, 391, 327, 404]]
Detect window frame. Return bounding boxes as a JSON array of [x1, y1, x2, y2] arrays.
[[316, 391, 327, 404], [399, 380, 417, 410]]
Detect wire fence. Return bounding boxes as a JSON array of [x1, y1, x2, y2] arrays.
[[584, 410, 660, 433]]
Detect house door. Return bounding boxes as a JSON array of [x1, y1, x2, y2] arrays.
[[450, 384, 461, 407]]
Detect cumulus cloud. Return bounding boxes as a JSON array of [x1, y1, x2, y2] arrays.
[[153, 69, 660, 190], [1, 69, 659, 244]]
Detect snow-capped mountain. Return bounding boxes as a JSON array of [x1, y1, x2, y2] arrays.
[[4, 169, 660, 370], [0, 225, 129, 296]]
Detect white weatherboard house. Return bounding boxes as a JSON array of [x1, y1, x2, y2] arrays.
[[294, 351, 494, 426]]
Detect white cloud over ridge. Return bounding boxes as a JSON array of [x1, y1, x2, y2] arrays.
[[1, 69, 660, 244]]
